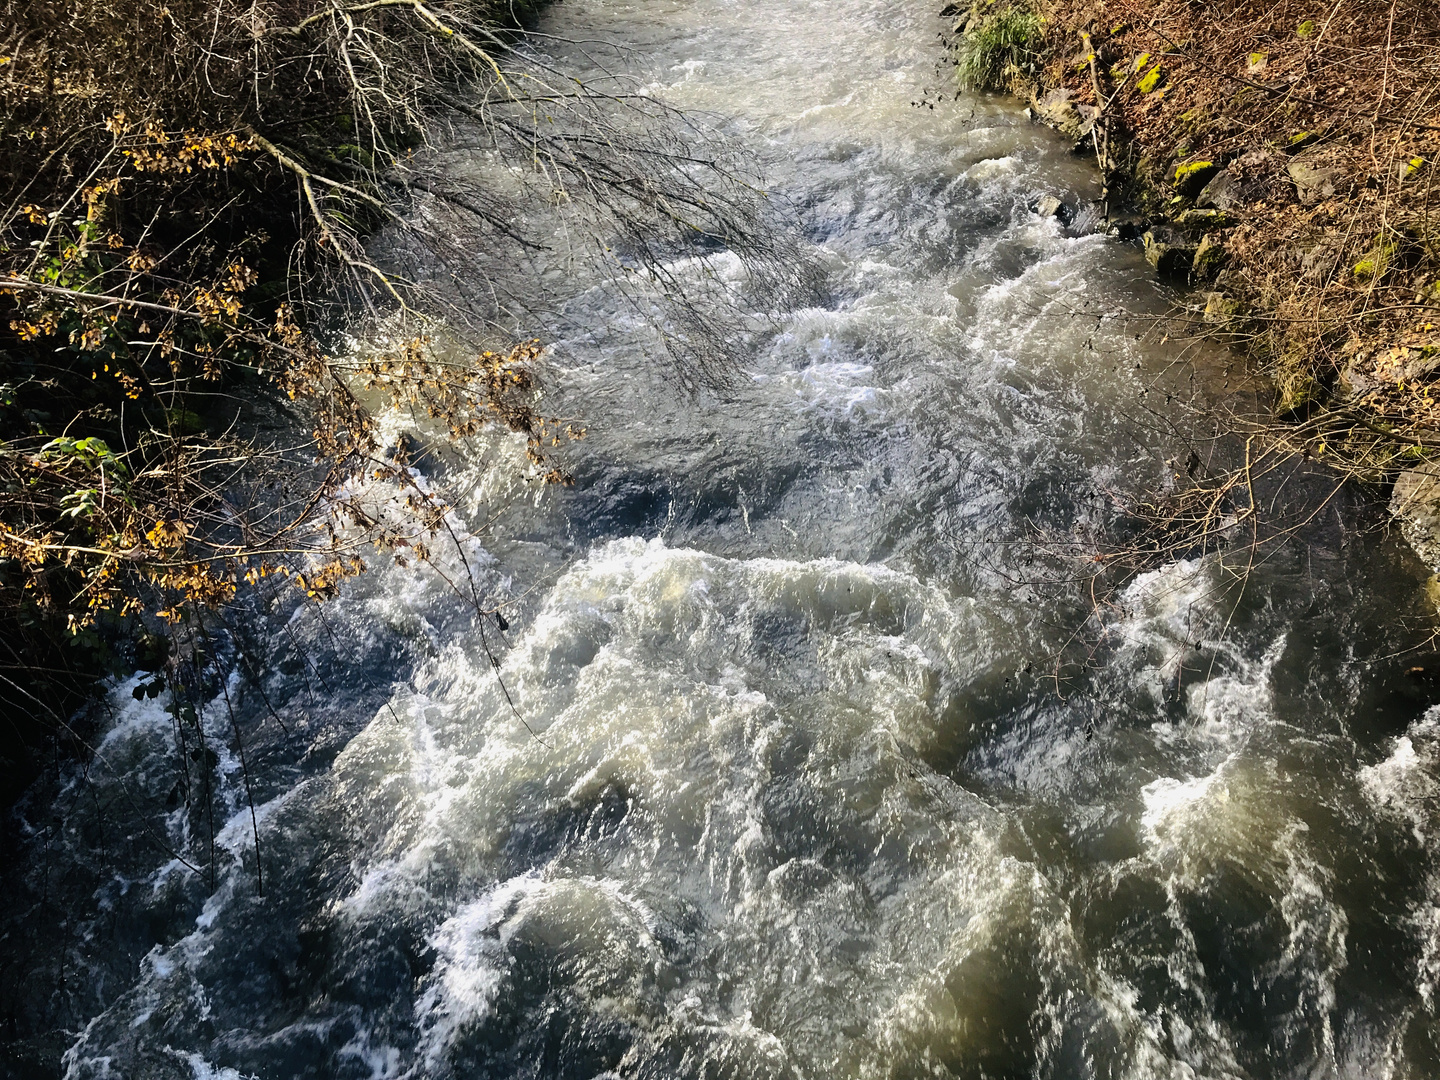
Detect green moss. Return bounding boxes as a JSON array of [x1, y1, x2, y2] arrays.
[[1203, 292, 1247, 327], [1248, 51, 1267, 68], [1173, 160, 1213, 183], [1137, 63, 1164, 93], [1171, 159, 1220, 197], [1176, 208, 1232, 228], [1133, 51, 1151, 72], [1355, 238, 1399, 281], [1297, 19, 1315, 37], [1143, 229, 1197, 277], [1191, 233, 1227, 279]]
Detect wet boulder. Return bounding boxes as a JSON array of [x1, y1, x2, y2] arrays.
[[1107, 214, 1146, 241], [1143, 226, 1198, 279], [1031, 88, 1098, 140], [1034, 194, 1071, 223], [1392, 460, 1440, 573], [1191, 233, 1228, 279]]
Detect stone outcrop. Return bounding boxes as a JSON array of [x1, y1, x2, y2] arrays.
[[1287, 147, 1352, 205], [1392, 462, 1440, 573]]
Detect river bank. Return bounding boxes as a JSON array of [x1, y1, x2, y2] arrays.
[[947, 0, 1440, 570]]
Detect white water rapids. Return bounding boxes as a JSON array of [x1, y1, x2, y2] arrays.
[[7, 1, 1440, 1078]]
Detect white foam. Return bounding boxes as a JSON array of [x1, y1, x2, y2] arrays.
[[1359, 709, 1440, 843], [963, 155, 1020, 180], [1140, 769, 1228, 851], [413, 872, 544, 1069], [173, 1051, 255, 1080]]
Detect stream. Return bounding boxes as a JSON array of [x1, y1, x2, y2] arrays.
[[6, 0, 1440, 1077]]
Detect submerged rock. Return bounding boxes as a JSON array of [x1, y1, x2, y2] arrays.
[[1107, 215, 1145, 241], [1034, 194, 1070, 222], [1063, 200, 1108, 235]]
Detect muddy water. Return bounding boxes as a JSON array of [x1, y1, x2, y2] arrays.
[[9, 0, 1440, 1077]]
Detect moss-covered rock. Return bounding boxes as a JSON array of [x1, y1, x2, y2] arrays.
[[1143, 227, 1198, 278], [1175, 207, 1232, 229], [1202, 291, 1248, 329], [1354, 238, 1398, 282], [1399, 156, 1427, 182], [1192, 233, 1227, 279], [1032, 88, 1089, 138], [1170, 158, 1220, 197], [1136, 62, 1165, 93]]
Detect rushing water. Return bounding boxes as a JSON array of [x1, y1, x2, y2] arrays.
[[7, 1, 1440, 1077]]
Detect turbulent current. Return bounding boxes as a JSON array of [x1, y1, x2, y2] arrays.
[[8, 1, 1440, 1077]]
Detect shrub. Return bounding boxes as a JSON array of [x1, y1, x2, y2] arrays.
[[956, 6, 1044, 91]]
